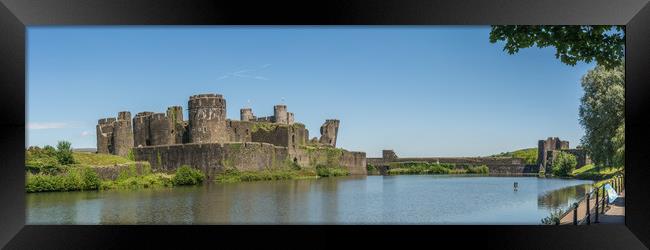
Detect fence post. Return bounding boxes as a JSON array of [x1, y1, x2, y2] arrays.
[[595, 188, 599, 223], [573, 202, 578, 225], [586, 193, 591, 225], [601, 185, 606, 214]]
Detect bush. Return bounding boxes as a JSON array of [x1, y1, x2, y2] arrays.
[[551, 152, 577, 177], [102, 173, 173, 189], [25, 167, 100, 192], [541, 209, 563, 225], [466, 165, 489, 174], [172, 165, 205, 185], [127, 149, 135, 161], [315, 165, 349, 177], [26, 146, 64, 174], [55, 141, 76, 165]]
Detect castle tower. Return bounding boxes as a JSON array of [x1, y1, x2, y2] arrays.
[[149, 113, 175, 146], [287, 112, 295, 125], [133, 111, 154, 147], [273, 105, 288, 124], [382, 149, 398, 161], [188, 93, 228, 143], [166, 106, 184, 124], [319, 119, 340, 147], [240, 108, 254, 121], [96, 117, 116, 154], [112, 111, 134, 157]]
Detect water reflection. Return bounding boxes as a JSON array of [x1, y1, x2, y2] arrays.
[[27, 176, 598, 225], [537, 183, 593, 211]]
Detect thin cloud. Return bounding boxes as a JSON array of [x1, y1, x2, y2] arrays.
[[80, 131, 91, 137], [217, 64, 271, 81], [28, 122, 70, 130]]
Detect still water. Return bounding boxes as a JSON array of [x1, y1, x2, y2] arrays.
[[27, 175, 593, 224]]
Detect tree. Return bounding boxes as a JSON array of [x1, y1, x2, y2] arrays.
[[489, 25, 625, 69], [579, 65, 625, 167], [551, 152, 577, 177], [55, 140, 76, 165]]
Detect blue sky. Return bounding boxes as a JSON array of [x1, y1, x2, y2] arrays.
[[27, 26, 595, 157]]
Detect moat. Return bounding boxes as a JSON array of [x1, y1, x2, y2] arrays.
[[27, 176, 593, 224]]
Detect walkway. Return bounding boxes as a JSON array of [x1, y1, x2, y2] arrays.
[[599, 190, 625, 224], [559, 189, 624, 225]]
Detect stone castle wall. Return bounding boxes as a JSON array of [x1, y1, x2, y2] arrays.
[[290, 147, 367, 175], [134, 142, 367, 180]]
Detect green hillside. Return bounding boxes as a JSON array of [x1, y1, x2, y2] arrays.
[[490, 148, 538, 165]]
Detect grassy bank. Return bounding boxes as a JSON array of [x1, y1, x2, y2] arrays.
[[27, 163, 205, 192], [26, 143, 353, 191], [214, 165, 349, 183], [491, 148, 538, 165], [26, 146, 206, 192], [572, 164, 623, 180], [386, 162, 489, 175]]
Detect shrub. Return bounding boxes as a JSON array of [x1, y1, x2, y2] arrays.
[[127, 149, 135, 161], [55, 141, 76, 165], [103, 173, 173, 189], [25, 167, 100, 192], [315, 165, 349, 177], [541, 209, 563, 225], [26, 146, 64, 174], [172, 165, 205, 185], [551, 152, 577, 177], [466, 165, 489, 174]]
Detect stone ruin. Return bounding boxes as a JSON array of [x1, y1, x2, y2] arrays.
[[537, 137, 591, 172], [96, 93, 366, 178]]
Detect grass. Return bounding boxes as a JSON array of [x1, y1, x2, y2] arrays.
[[100, 173, 174, 190], [385, 162, 489, 175], [214, 165, 347, 183], [491, 148, 538, 165], [72, 152, 133, 166], [572, 164, 623, 180]]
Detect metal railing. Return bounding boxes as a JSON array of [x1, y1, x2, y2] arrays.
[[557, 173, 624, 225]]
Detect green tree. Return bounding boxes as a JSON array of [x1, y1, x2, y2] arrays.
[[55, 140, 76, 165], [489, 25, 624, 69], [551, 152, 577, 177], [578, 65, 625, 167]]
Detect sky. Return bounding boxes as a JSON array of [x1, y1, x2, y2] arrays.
[[27, 26, 596, 157]]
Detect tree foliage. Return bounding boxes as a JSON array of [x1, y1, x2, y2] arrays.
[[489, 25, 625, 69], [579, 65, 625, 167], [551, 151, 577, 177], [55, 140, 76, 165]]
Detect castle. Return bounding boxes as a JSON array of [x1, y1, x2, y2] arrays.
[[97, 93, 367, 179], [367, 137, 591, 175], [537, 137, 591, 173]]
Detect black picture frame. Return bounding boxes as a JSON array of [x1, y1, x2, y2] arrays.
[[1, 0, 649, 248]]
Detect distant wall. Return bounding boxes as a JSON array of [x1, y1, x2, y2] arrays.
[[367, 156, 534, 174]]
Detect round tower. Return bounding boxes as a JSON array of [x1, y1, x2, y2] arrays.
[[112, 111, 134, 157], [96, 117, 116, 154], [188, 93, 228, 143], [166, 106, 184, 124], [240, 108, 254, 121], [133, 112, 154, 147], [273, 104, 288, 124], [149, 113, 175, 146]]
